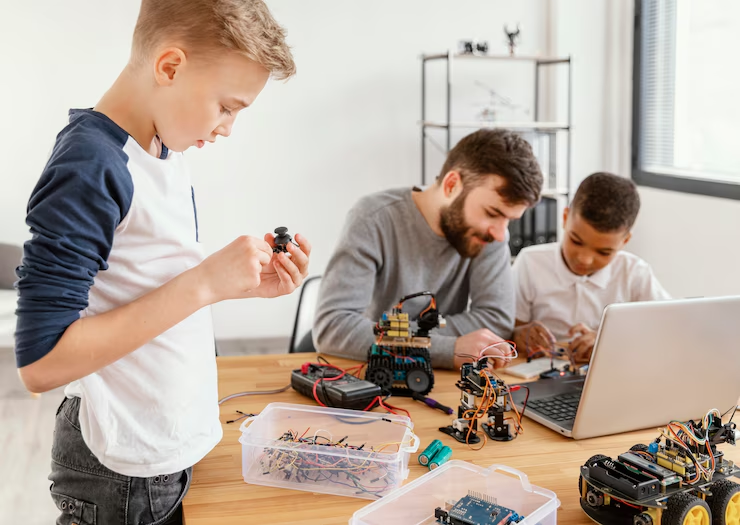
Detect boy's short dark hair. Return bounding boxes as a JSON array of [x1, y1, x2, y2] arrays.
[[437, 129, 542, 206], [571, 172, 641, 232]]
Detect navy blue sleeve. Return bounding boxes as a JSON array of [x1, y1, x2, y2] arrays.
[[15, 135, 133, 368]]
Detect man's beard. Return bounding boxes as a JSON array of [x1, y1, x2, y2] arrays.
[[439, 191, 494, 258]]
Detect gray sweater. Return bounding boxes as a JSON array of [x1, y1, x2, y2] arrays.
[[313, 188, 515, 369]]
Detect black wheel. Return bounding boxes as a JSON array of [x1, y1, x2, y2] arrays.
[[584, 488, 605, 508], [631, 443, 650, 453], [709, 479, 740, 525], [663, 492, 711, 525], [579, 454, 610, 494], [634, 513, 653, 525], [366, 366, 393, 391], [406, 368, 432, 394]]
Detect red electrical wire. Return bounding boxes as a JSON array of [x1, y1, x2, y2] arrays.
[[308, 362, 413, 419]]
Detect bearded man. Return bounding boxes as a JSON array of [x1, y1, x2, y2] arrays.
[[313, 129, 543, 369]]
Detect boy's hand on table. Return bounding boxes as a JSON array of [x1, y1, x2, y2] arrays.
[[568, 323, 596, 364], [514, 321, 556, 357]]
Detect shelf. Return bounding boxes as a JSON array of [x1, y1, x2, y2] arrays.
[[541, 188, 570, 198], [422, 121, 570, 132], [421, 53, 570, 65]]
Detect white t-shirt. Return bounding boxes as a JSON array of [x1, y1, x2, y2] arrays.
[[512, 242, 671, 340], [15, 110, 221, 477]]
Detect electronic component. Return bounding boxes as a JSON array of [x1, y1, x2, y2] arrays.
[[291, 363, 381, 410], [656, 448, 697, 479], [435, 491, 525, 524], [429, 446, 452, 470], [617, 452, 682, 487], [419, 439, 443, 467], [366, 292, 444, 396], [273, 226, 298, 253], [258, 426, 402, 498], [439, 357, 522, 446], [588, 458, 660, 500], [578, 407, 740, 525]]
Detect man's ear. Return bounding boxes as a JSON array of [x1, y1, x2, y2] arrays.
[[441, 171, 462, 199], [154, 47, 187, 85]]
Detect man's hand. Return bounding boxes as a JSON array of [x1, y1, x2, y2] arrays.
[[453, 328, 512, 370], [247, 233, 312, 299], [568, 323, 596, 364], [513, 321, 555, 358]]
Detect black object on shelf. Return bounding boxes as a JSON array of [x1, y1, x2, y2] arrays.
[[508, 196, 559, 256], [546, 197, 559, 243]]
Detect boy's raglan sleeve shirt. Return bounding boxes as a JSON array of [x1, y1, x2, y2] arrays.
[[15, 140, 133, 368]]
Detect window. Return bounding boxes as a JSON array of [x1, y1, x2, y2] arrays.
[[632, 0, 740, 199]]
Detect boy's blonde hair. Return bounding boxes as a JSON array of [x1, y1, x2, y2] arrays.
[[131, 0, 295, 80]]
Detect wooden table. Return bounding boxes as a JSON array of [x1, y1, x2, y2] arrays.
[[183, 353, 740, 524]]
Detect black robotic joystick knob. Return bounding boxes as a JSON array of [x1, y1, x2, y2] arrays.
[[273, 226, 292, 253]]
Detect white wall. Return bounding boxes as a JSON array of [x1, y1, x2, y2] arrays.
[[551, 0, 634, 187], [0, 0, 548, 339], [629, 188, 740, 298]]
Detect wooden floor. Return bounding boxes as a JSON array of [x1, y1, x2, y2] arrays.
[[0, 337, 288, 524]]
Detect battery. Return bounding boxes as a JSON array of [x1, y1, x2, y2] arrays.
[[418, 439, 443, 466], [429, 446, 452, 470]]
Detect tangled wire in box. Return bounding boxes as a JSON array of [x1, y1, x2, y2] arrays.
[[258, 428, 406, 498]]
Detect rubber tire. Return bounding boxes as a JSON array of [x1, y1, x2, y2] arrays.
[[709, 479, 740, 525], [366, 366, 393, 391], [405, 368, 432, 394], [630, 443, 650, 453], [663, 492, 711, 525]]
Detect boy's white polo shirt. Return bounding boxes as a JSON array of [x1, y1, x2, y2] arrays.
[[512, 242, 671, 341]]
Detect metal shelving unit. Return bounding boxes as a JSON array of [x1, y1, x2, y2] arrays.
[[420, 51, 573, 202]]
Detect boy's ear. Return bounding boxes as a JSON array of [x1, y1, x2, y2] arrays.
[[622, 231, 633, 246], [154, 47, 187, 85], [562, 207, 570, 229]]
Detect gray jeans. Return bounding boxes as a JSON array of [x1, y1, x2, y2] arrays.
[[49, 396, 191, 525]]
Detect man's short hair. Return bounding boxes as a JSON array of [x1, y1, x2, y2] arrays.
[[571, 172, 641, 232], [437, 129, 543, 206], [131, 0, 295, 80]]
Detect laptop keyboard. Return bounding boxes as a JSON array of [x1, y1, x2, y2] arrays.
[[526, 392, 581, 422]]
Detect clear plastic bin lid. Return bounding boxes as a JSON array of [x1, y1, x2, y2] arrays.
[[239, 402, 419, 461], [350, 460, 560, 525]]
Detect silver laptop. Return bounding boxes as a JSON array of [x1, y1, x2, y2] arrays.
[[511, 296, 740, 439]]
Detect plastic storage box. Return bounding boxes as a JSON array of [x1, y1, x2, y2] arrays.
[[349, 460, 560, 524], [239, 402, 419, 499]]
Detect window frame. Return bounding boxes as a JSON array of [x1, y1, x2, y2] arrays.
[[631, 0, 740, 200]]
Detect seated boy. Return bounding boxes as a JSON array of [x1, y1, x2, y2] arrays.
[[512, 172, 670, 363]]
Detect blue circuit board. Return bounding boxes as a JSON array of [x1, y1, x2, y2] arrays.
[[437, 493, 525, 525]]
